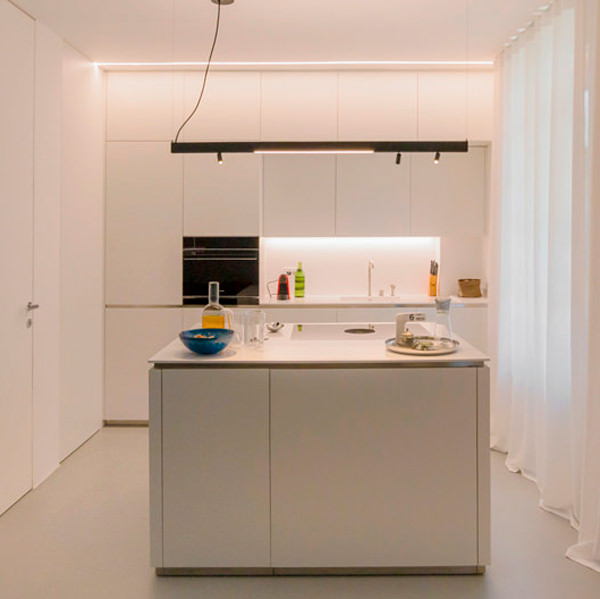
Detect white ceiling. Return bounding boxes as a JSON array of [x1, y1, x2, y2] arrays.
[[13, 0, 543, 64]]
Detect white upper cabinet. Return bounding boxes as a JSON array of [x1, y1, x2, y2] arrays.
[[418, 71, 468, 141], [184, 154, 261, 236], [105, 142, 183, 305], [260, 72, 338, 140], [338, 72, 418, 140], [181, 71, 261, 141], [107, 72, 179, 141], [467, 70, 494, 141], [336, 154, 411, 236], [410, 146, 486, 236], [263, 155, 335, 236]]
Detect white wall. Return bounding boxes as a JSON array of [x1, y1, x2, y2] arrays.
[[60, 46, 105, 459]]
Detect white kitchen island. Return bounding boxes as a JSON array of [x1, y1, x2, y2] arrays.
[[149, 322, 490, 575]]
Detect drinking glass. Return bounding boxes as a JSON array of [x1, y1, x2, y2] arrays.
[[243, 310, 266, 348]]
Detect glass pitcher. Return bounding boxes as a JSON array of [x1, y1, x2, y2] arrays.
[[434, 297, 453, 340]]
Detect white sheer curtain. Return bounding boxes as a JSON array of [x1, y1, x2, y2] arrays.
[[490, 0, 600, 572], [566, 0, 600, 572]]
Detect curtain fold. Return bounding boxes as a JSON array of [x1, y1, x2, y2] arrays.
[[566, 0, 600, 573], [492, 0, 600, 572]]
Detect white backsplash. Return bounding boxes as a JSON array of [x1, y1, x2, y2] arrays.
[[261, 237, 440, 298]]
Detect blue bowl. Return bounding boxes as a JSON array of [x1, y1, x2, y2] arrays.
[[179, 328, 234, 355]]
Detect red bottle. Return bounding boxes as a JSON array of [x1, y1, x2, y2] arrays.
[[277, 274, 290, 300]]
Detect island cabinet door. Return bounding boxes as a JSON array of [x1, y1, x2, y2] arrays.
[[270, 368, 479, 569], [161, 369, 270, 568]]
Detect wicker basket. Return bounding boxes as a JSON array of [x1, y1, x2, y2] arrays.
[[458, 278, 482, 298]]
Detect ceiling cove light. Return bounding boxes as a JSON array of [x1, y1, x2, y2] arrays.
[[170, 1, 469, 158], [96, 60, 494, 69]]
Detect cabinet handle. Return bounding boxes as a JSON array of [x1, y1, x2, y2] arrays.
[[27, 302, 40, 311]]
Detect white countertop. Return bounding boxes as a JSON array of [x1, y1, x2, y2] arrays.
[[150, 322, 489, 367], [258, 294, 487, 308]]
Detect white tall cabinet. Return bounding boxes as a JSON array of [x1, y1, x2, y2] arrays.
[[0, 0, 34, 515], [104, 69, 492, 421], [106, 141, 183, 306]]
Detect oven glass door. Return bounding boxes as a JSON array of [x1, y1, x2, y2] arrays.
[[183, 237, 259, 305]]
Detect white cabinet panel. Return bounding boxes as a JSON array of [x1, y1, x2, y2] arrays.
[[181, 71, 261, 141], [104, 308, 182, 421], [271, 368, 478, 567], [338, 72, 418, 140], [336, 154, 410, 236], [418, 71, 468, 140], [161, 369, 270, 567], [451, 306, 488, 353], [106, 141, 183, 305], [60, 44, 105, 460], [107, 72, 179, 141], [468, 71, 494, 141], [183, 154, 261, 236], [263, 308, 337, 324], [0, 0, 34, 515], [263, 155, 335, 236], [261, 72, 338, 140], [410, 147, 486, 236]]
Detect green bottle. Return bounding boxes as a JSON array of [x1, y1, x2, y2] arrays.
[[294, 262, 305, 298]]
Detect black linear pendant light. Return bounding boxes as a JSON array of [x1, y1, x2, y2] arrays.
[[171, 0, 468, 159]]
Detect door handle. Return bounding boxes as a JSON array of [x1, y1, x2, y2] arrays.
[[27, 302, 40, 311]]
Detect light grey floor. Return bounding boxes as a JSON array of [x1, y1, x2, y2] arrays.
[[0, 427, 598, 599]]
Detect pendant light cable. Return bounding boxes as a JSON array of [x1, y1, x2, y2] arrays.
[[174, 1, 223, 143]]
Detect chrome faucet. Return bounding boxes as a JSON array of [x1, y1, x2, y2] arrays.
[[368, 260, 375, 297]]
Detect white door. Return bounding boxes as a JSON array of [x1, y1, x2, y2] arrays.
[[0, 1, 35, 514]]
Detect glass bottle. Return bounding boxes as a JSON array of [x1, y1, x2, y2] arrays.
[[201, 281, 231, 329], [294, 261, 305, 298]]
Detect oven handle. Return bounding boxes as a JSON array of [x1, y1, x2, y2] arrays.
[[183, 257, 258, 261]]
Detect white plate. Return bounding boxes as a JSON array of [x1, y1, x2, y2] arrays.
[[385, 337, 459, 356]]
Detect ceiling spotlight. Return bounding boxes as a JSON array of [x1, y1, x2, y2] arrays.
[[395, 152, 402, 165], [434, 152, 441, 164], [217, 152, 223, 164]]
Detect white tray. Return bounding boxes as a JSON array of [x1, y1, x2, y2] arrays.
[[385, 336, 459, 356]]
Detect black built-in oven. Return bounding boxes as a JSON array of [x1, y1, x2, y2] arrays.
[[182, 237, 259, 305]]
